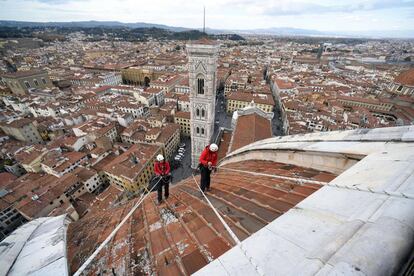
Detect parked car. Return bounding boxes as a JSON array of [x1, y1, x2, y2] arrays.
[[174, 156, 181, 161], [179, 143, 186, 148], [178, 153, 184, 158], [178, 149, 185, 153]]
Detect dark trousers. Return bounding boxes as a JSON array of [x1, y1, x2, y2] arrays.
[[157, 177, 169, 202], [200, 166, 212, 192]]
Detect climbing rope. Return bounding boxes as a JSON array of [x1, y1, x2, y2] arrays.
[[73, 163, 413, 276], [191, 173, 264, 276], [219, 167, 328, 185], [219, 167, 414, 200], [191, 174, 241, 244], [73, 176, 163, 276]]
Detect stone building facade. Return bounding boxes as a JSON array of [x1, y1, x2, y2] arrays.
[[2, 70, 52, 95], [187, 39, 219, 168]]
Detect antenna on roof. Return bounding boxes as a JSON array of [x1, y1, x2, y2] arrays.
[[203, 6, 206, 34]]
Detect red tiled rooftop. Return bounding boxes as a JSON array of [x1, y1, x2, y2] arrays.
[[103, 143, 160, 181], [175, 111, 190, 119], [177, 94, 189, 101], [2, 69, 47, 79], [394, 68, 414, 86], [189, 37, 219, 46], [274, 78, 296, 90], [14, 145, 47, 164], [217, 130, 232, 161], [67, 160, 337, 275], [337, 95, 392, 106], [0, 172, 17, 189], [145, 87, 164, 94], [177, 76, 189, 86], [227, 92, 275, 106], [229, 113, 272, 153]]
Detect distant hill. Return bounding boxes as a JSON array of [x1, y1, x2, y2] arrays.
[[0, 21, 323, 36], [0, 20, 190, 32], [0, 23, 245, 42], [234, 27, 325, 36], [0, 20, 413, 39]]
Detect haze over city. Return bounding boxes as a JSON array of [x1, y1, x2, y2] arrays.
[[1, 0, 414, 37]]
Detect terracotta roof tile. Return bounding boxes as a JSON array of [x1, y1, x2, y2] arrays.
[[67, 160, 337, 275], [217, 130, 232, 161], [227, 91, 275, 105], [229, 113, 272, 153], [0, 172, 17, 188], [189, 38, 219, 46], [394, 68, 414, 86], [2, 69, 47, 79]]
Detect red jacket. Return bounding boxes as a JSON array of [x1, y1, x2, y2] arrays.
[[199, 146, 218, 167], [154, 161, 170, 176]]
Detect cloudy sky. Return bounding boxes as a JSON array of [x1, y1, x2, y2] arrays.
[[0, 0, 413, 33]]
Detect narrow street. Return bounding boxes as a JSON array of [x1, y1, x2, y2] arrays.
[[170, 136, 192, 184], [171, 88, 231, 184], [272, 105, 284, 136], [170, 85, 284, 183], [213, 89, 232, 139]]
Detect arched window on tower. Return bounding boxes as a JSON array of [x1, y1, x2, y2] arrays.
[[196, 108, 200, 117], [196, 127, 200, 135], [197, 75, 205, 95], [201, 128, 205, 135], [201, 109, 205, 118]]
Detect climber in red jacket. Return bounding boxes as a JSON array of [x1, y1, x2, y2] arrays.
[[198, 143, 218, 192], [154, 154, 170, 204]]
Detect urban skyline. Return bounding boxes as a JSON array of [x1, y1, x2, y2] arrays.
[[0, 0, 414, 38]]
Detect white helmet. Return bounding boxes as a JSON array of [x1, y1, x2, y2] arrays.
[[156, 154, 164, 161], [209, 143, 218, 152]]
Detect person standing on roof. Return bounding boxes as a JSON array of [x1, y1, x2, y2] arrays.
[[154, 154, 171, 204], [199, 143, 218, 193]]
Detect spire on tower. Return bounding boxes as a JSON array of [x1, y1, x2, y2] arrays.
[[203, 6, 206, 34]]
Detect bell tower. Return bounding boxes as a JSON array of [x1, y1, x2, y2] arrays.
[[187, 39, 219, 168]]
